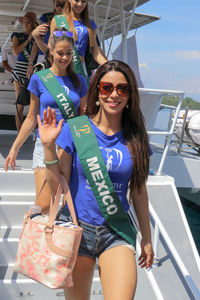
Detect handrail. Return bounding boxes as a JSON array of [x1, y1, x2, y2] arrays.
[[129, 210, 165, 300], [149, 202, 200, 299], [139, 88, 184, 94], [144, 89, 185, 175], [129, 201, 200, 299], [137, 88, 200, 298]]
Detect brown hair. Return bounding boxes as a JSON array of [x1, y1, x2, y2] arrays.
[[18, 11, 38, 29], [50, 27, 80, 89], [86, 60, 150, 197], [64, 0, 96, 47]]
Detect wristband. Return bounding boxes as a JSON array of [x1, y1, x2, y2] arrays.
[[28, 61, 33, 65], [43, 157, 59, 165]]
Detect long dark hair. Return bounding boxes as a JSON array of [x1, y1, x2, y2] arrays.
[[86, 60, 150, 197], [64, 0, 96, 47], [49, 27, 80, 89]]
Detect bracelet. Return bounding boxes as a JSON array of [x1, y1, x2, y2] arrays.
[[28, 61, 33, 65], [43, 157, 59, 165]]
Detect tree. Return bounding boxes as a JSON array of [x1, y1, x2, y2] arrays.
[[162, 96, 200, 109]]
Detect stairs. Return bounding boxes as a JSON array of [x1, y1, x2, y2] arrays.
[[2, 168, 199, 299], [0, 169, 103, 300]]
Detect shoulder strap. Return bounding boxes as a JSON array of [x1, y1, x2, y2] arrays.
[[36, 69, 76, 120], [54, 15, 86, 79], [68, 115, 136, 247]]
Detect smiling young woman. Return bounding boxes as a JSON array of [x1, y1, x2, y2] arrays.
[[50, 0, 107, 80], [5, 28, 88, 215], [38, 60, 154, 300]]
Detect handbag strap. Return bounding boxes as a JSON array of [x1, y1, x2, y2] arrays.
[[54, 15, 86, 79], [47, 175, 78, 226], [36, 69, 76, 120], [68, 115, 136, 247], [44, 175, 81, 257], [23, 176, 80, 258]]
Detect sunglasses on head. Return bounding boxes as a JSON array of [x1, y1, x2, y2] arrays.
[[74, 0, 87, 3], [55, 1, 65, 8], [98, 82, 130, 97], [53, 30, 73, 39]]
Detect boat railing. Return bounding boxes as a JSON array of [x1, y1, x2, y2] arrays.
[[140, 88, 185, 175], [129, 197, 200, 300], [150, 202, 200, 299]]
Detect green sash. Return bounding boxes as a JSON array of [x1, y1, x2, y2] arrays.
[[68, 115, 136, 247], [36, 69, 76, 120], [54, 15, 86, 79]]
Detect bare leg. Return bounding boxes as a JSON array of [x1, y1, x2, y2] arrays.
[[34, 168, 52, 214], [13, 80, 23, 132], [15, 104, 24, 132], [64, 256, 96, 300], [99, 246, 137, 300]]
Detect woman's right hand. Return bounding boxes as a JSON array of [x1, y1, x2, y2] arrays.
[[4, 147, 19, 171], [37, 107, 64, 145], [32, 24, 49, 39]]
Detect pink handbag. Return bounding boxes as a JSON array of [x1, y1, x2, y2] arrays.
[[14, 177, 82, 289]]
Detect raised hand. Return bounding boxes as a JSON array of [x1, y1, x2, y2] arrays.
[[32, 24, 49, 39], [37, 107, 64, 145]]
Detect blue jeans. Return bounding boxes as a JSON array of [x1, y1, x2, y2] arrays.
[[57, 206, 135, 259]]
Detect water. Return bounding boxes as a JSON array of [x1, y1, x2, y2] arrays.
[[151, 109, 200, 255], [178, 190, 200, 255]]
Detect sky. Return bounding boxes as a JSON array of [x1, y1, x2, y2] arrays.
[[1, 0, 199, 101], [109, 0, 200, 101]]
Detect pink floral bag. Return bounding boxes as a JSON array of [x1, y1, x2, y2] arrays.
[[14, 177, 82, 289]]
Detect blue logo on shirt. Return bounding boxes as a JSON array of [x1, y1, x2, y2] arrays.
[[100, 147, 123, 171]]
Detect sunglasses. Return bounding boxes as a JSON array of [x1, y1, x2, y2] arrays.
[[55, 1, 65, 8], [98, 82, 130, 97], [74, 0, 87, 3], [53, 30, 73, 39]]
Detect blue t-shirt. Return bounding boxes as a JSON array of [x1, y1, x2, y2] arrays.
[[28, 72, 87, 137], [12, 32, 35, 62], [56, 118, 133, 225], [74, 20, 97, 57], [40, 12, 54, 24]]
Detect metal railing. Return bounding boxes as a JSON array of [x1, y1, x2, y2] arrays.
[[145, 89, 185, 175], [135, 88, 200, 299], [150, 202, 200, 299], [129, 199, 200, 300]]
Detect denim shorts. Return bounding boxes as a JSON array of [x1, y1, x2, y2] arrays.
[[57, 206, 135, 259], [32, 138, 58, 170]]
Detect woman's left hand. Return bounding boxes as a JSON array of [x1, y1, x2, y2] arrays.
[[138, 240, 154, 269]]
